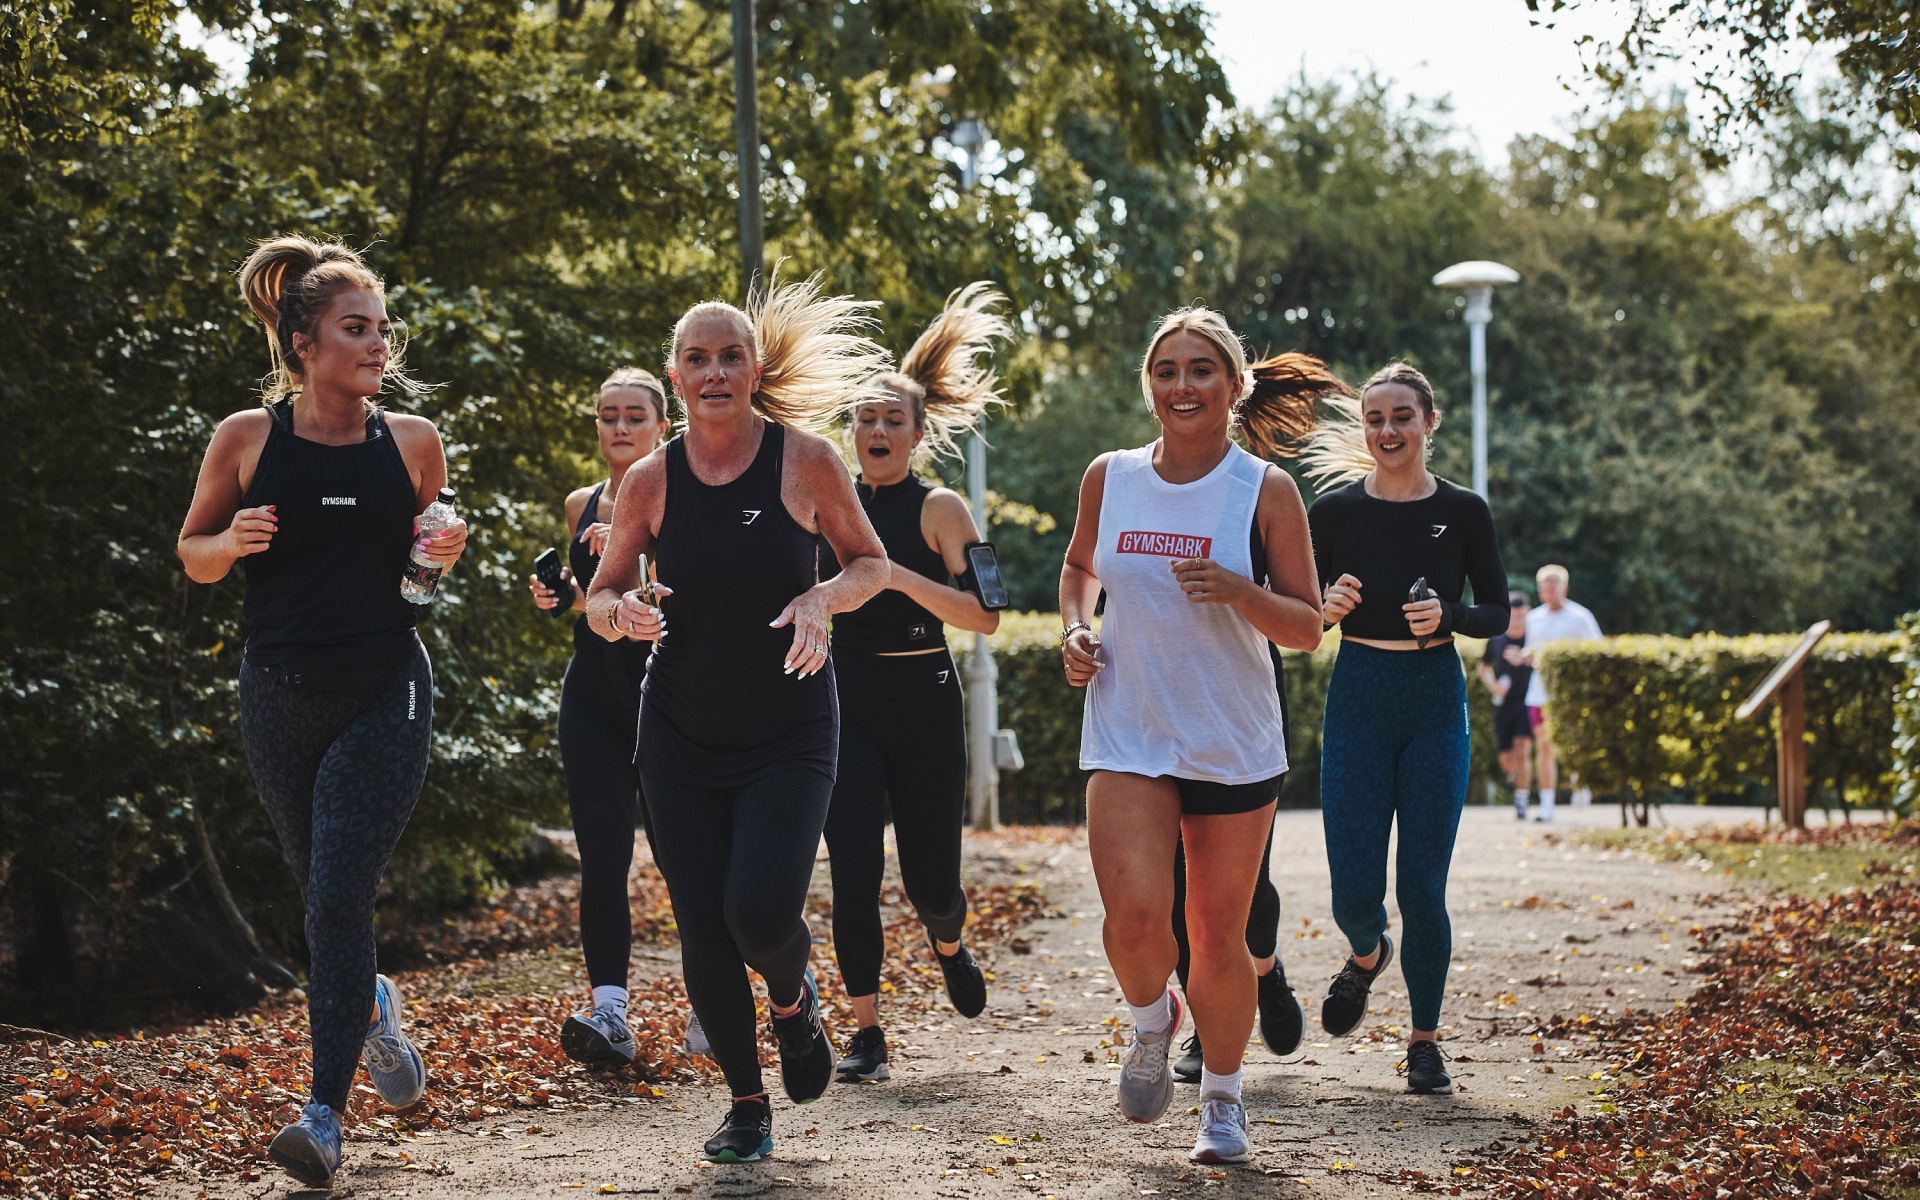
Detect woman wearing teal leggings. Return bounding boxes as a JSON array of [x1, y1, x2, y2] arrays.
[[1305, 363, 1507, 1096]]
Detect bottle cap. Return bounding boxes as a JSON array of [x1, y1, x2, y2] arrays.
[[438, 487, 458, 503]]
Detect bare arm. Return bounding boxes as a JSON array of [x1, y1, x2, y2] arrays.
[[1167, 466, 1323, 650], [529, 487, 593, 613], [387, 413, 468, 571], [1058, 454, 1112, 687], [585, 447, 668, 642], [776, 431, 886, 676], [177, 411, 275, 584], [887, 487, 999, 635]]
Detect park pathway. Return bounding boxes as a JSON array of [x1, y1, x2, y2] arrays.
[[170, 805, 1753, 1199]]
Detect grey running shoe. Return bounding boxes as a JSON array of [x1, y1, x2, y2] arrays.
[[561, 1003, 637, 1064], [362, 974, 427, 1108], [269, 1103, 343, 1186], [682, 1008, 711, 1057], [1320, 932, 1394, 1038], [1405, 1039, 1453, 1095], [1188, 1096, 1250, 1164], [1117, 989, 1184, 1124]]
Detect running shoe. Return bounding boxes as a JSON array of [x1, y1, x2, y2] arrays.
[[1173, 1033, 1204, 1084], [931, 937, 988, 1018], [1320, 932, 1394, 1038], [682, 1008, 711, 1057], [560, 1002, 636, 1064], [1117, 988, 1184, 1124], [769, 969, 836, 1104], [703, 1096, 774, 1163], [1258, 961, 1304, 1056], [1188, 1096, 1251, 1164], [836, 1025, 891, 1082], [362, 973, 427, 1108], [268, 1103, 343, 1186], [1404, 1039, 1453, 1095]]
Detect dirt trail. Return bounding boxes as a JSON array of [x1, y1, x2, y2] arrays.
[[167, 805, 1755, 1199]]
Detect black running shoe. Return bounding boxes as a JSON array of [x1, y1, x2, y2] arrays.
[[836, 1025, 891, 1083], [1320, 932, 1394, 1037], [1404, 1039, 1453, 1095], [770, 969, 835, 1104], [1172, 1033, 1204, 1084], [1258, 961, 1304, 1056], [703, 1096, 774, 1163], [932, 937, 988, 1018]]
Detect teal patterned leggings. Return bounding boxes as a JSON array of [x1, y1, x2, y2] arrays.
[[1320, 640, 1469, 1031]]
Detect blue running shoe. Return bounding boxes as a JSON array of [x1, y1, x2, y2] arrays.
[[769, 969, 835, 1105], [269, 1103, 343, 1186], [362, 973, 427, 1108]]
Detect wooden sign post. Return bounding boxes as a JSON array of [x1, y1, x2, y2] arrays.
[[1735, 620, 1831, 829]]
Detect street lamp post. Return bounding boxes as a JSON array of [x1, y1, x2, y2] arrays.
[[1431, 261, 1519, 500], [732, 0, 762, 299]]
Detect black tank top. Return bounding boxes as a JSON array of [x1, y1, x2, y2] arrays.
[[826, 476, 950, 654], [637, 423, 837, 785], [569, 481, 653, 673], [239, 400, 418, 667]]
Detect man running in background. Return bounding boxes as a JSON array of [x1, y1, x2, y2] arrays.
[[1477, 591, 1534, 819], [1518, 565, 1602, 823]]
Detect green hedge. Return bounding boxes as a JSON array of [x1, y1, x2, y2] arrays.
[[1893, 613, 1920, 816], [1536, 632, 1904, 811], [953, 617, 1505, 824]]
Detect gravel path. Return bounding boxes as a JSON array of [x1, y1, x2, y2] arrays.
[[169, 803, 1758, 1199]]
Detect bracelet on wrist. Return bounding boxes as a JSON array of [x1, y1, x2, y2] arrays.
[[1060, 620, 1092, 648]]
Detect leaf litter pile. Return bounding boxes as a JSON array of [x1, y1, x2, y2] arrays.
[[0, 829, 1060, 1198], [1479, 823, 1920, 1200]]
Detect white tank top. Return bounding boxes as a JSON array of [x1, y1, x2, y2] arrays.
[[1079, 442, 1287, 784]]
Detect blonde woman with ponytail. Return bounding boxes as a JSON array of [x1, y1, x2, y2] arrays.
[[585, 274, 889, 1164], [1058, 306, 1335, 1164], [817, 284, 1009, 1084], [175, 236, 467, 1188]]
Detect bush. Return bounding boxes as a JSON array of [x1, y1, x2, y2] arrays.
[[1537, 632, 1904, 811], [1894, 613, 1920, 817]]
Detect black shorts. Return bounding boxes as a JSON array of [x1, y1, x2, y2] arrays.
[[1175, 772, 1284, 816], [1493, 700, 1532, 752]]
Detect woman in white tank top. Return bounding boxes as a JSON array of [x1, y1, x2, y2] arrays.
[[1057, 306, 1339, 1163]]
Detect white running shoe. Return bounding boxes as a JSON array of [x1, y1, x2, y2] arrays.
[[1117, 989, 1184, 1124], [560, 1003, 637, 1064], [362, 974, 427, 1108], [682, 1008, 711, 1057], [1189, 1096, 1251, 1163]]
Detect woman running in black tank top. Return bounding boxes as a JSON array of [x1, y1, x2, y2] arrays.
[[818, 285, 1009, 1083], [585, 281, 888, 1164], [176, 237, 468, 1189], [526, 369, 667, 1065]]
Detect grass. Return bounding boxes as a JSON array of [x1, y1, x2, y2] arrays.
[[1574, 826, 1917, 897]]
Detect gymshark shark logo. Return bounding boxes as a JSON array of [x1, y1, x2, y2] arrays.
[[1431, 524, 1448, 538], [936, 670, 951, 684], [742, 510, 761, 524]]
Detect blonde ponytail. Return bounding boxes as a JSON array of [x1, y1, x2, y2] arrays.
[[234, 235, 429, 406], [870, 282, 1010, 464]]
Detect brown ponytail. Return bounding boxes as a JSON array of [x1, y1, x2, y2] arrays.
[[1237, 352, 1355, 459], [869, 282, 1010, 464], [234, 235, 429, 406]]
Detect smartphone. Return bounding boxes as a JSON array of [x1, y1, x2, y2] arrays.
[[532, 548, 571, 619], [635, 553, 657, 606], [965, 541, 1011, 611], [1408, 576, 1433, 648]]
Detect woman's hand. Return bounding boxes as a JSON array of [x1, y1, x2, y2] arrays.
[[771, 586, 832, 679], [415, 516, 469, 569], [529, 567, 572, 611], [580, 520, 612, 559], [612, 582, 674, 641], [1322, 573, 1363, 625], [1404, 596, 1444, 638], [1170, 558, 1250, 606], [1061, 627, 1103, 688], [224, 505, 278, 559]]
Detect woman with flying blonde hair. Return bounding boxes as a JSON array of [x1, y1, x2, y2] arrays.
[[176, 236, 468, 1188], [586, 274, 889, 1163], [526, 368, 671, 1065], [819, 284, 1009, 1084], [1058, 305, 1335, 1164]]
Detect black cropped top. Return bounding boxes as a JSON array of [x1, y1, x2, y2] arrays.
[[825, 476, 952, 654], [1307, 477, 1508, 641]]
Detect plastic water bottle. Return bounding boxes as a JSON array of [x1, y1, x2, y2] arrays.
[[400, 487, 458, 605]]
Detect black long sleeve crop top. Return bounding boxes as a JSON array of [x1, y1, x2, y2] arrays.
[[1307, 477, 1508, 641]]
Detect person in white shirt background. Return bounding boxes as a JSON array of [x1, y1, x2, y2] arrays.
[[1516, 563, 1602, 822]]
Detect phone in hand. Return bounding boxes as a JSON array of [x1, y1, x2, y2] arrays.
[[532, 548, 571, 619], [635, 553, 657, 606], [1408, 576, 1433, 649], [964, 541, 1011, 611]]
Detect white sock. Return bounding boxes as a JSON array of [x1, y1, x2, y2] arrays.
[[1539, 789, 1557, 817], [591, 985, 629, 1016], [1128, 990, 1173, 1036], [1199, 1066, 1243, 1104], [1514, 789, 1530, 809]]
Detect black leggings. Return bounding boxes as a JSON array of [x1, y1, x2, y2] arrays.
[[238, 640, 432, 1114], [1172, 815, 1281, 990], [558, 643, 653, 989], [822, 649, 970, 998], [641, 767, 834, 1099]]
